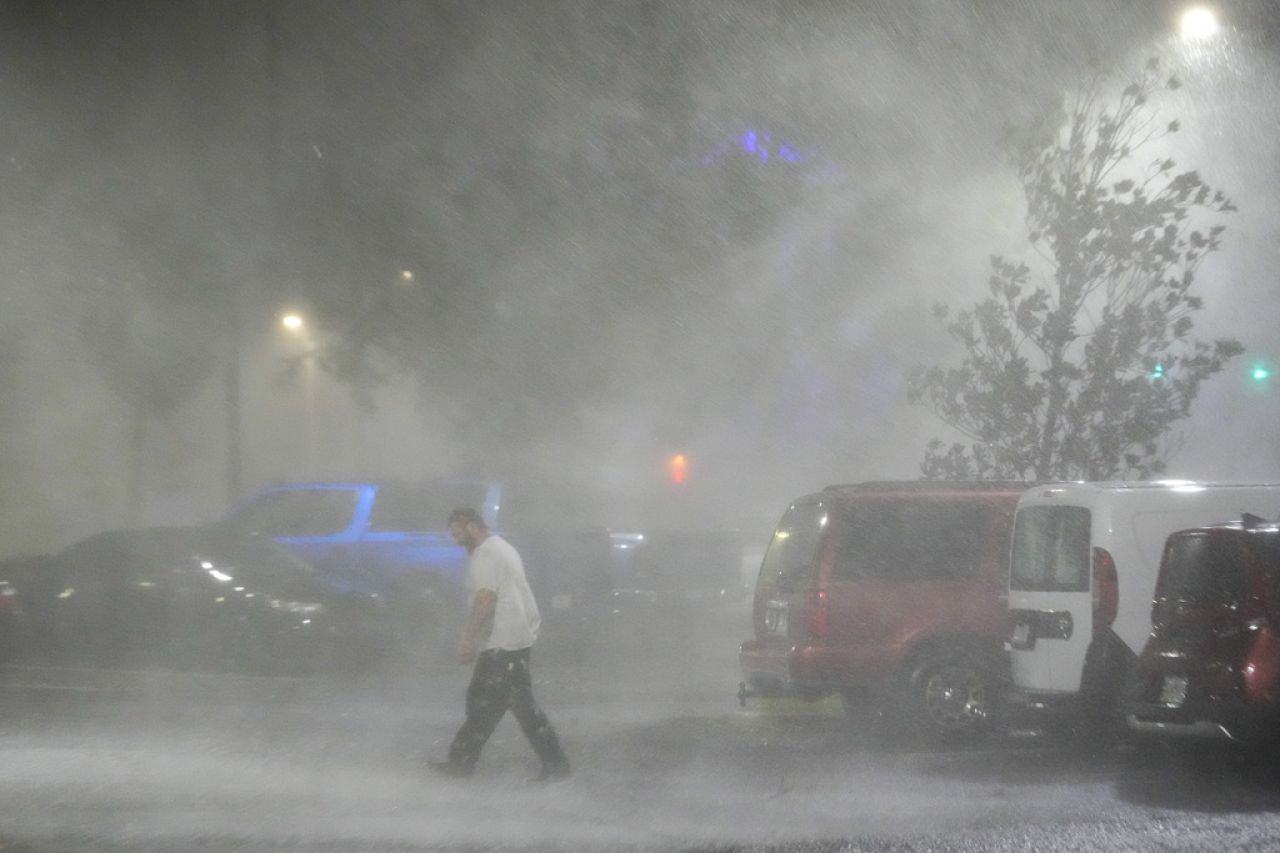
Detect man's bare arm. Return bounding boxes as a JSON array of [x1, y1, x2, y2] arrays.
[[459, 589, 497, 663]]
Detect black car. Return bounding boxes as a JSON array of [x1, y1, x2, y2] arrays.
[[29, 525, 389, 674], [1125, 516, 1280, 748]]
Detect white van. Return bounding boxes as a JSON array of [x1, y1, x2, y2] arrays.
[[1006, 481, 1280, 725]]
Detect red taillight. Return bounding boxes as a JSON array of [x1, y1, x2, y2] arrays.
[[807, 588, 829, 638], [1092, 547, 1118, 634], [1242, 625, 1280, 704], [1245, 556, 1270, 624]]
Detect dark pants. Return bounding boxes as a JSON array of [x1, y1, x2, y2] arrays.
[[448, 647, 566, 771]]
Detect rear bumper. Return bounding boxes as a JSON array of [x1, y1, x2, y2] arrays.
[[1125, 696, 1278, 744], [739, 638, 905, 700], [1125, 715, 1237, 741], [739, 640, 842, 698]]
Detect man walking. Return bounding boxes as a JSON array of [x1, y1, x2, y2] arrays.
[[429, 507, 570, 781]]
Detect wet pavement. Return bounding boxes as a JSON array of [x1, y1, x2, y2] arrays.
[[1, 605, 1279, 851]]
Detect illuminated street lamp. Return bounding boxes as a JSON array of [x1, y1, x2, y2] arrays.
[[399, 269, 415, 284], [1180, 6, 1218, 41], [278, 310, 317, 476]]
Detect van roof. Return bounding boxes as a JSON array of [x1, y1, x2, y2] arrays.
[[1181, 514, 1280, 534], [1024, 480, 1280, 496], [822, 480, 1037, 494]]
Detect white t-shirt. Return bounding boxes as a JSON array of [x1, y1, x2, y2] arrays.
[[467, 534, 541, 652]]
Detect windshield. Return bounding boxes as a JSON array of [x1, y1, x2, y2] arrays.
[[1011, 505, 1091, 592], [198, 527, 321, 597]]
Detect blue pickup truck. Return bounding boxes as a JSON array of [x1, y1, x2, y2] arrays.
[[221, 480, 615, 660]]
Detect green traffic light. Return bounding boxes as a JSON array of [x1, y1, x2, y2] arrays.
[[1253, 366, 1271, 382]]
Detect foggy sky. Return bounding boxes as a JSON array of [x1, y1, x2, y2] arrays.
[[1, 0, 1278, 550]]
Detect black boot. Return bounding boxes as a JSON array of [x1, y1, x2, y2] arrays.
[[427, 760, 474, 779], [532, 757, 571, 783]]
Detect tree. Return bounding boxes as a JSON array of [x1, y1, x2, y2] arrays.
[[909, 59, 1242, 481]]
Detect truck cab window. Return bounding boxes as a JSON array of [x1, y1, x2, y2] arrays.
[[368, 483, 492, 533], [227, 489, 361, 538]]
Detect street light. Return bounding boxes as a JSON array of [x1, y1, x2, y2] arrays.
[[1180, 7, 1218, 41], [278, 310, 317, 477]]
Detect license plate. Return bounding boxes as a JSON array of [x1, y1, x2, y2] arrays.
[[1010, 622, 1031, 648], [765, 605, 788, 635], [1160, 675, 1188, 707]]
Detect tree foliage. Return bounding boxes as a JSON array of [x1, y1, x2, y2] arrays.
[[909, 60, 1242, 481], [271, 4, 846, 474]]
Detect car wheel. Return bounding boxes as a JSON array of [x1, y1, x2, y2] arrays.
[[901, 649, 996, 741]]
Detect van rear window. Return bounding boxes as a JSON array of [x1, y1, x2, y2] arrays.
[[832, 500, 987, 581], [1010, 506, 1090, 592], [758, 501, 828, 589]]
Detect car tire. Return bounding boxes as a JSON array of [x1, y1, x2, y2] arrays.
[[898, 647, 998, 742]]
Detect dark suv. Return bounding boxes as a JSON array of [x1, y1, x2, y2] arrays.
[[738, 481, 1030, 739], [1125, 516, 1280, 747]]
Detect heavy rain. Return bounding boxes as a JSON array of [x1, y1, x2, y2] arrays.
[[1, 1, 1280, 851]]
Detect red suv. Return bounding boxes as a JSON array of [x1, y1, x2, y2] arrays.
[[738, 481, 1029, 739], [1126, 516, 1280, 747]]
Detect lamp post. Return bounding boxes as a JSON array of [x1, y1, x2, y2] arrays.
[[225, 298, 244, 505], [280, 311, 318, 478]]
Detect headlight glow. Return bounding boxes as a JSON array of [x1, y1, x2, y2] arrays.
[[268, 598, 326, 615]]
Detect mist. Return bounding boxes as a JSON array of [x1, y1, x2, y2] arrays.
[[4, 4, 1280, 850], [0, 0, 1272, 550]]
